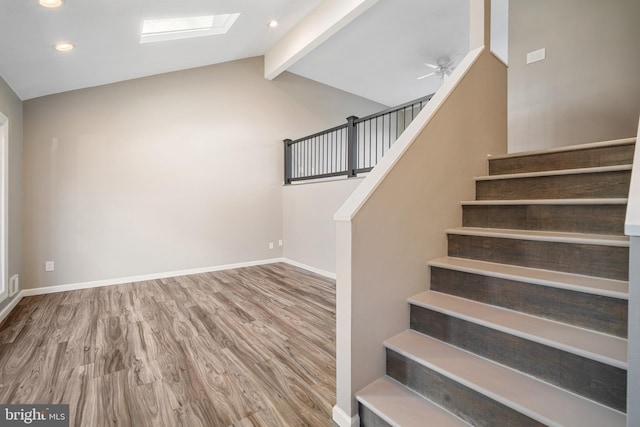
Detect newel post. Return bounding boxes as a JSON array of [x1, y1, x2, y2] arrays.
[[346, 116, 359, 177], [283, 139, 292, 184]]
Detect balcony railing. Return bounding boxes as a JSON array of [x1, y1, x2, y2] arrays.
[[283, 94, 433, 184]]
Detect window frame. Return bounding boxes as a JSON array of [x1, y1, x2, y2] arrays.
[[0, 113, 9, 303]]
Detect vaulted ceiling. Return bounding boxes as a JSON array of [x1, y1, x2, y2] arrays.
[[0, 0, 469, 105], [289, 0, 469, 106]]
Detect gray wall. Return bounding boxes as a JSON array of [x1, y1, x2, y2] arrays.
[[508, 0, 640, 152], [0, 75, 23, 311], [23, 56, 382, 290]]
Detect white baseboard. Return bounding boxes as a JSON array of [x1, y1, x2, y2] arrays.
[[282, 258, 336, 279], [21, 258, 285, 297], [332, 405, 360, 427], [8, 258, 332, 323], [0, 291, 24, 323]]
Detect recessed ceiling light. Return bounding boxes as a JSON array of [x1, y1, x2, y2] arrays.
[[140, 14, 240, 44], [54, 42, 74, 52], [269, 20, 279, 28], [39, 0, 63, 8]]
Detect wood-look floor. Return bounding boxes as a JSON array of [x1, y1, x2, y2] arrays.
[[0, 263, 337, 426]]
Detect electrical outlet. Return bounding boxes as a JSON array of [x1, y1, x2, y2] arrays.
[[268, 242, 274, 250], [526, 48, 546, 64], [8, 274, 18, 297], [45, 261, 55, 272], [278, 240, 283, 247]]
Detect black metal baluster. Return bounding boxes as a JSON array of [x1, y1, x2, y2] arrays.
[[324, 132, 327, 174], [316, 133, 327, 175], [368, 119, 372, 168], [293, 143, 297, 179], [318, 134, 322, 174], [329, 131, 333, 174], [340, 129, 343, 173], [347, 116, 358, 177], [314, 136, 318, 175], [336, 130, 339, 174], [284, 139, 292, 184], [326, 132, 329, 174]]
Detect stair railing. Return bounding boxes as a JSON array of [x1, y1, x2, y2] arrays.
[[283, 94, 433, 184]]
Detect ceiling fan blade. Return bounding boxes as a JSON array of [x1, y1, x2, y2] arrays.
[[424, 63, 439, 69], [416, 72, 436, 80]]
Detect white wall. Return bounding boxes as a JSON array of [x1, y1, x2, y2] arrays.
[[490, 0, 508, 63], [629, 236, 640, 427], [283, 177, 364, 275], [22, 56, 382, 290], [508, 0, 640, 152], [0, 75, 22, 313]]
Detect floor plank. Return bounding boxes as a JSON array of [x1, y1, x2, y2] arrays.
[[0, 263, 336, 426]]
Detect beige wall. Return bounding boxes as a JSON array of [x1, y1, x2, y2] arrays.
[[22, 56, 381, 290], [335, 47, 507, 418], [283, 177, 364, 275], [0, 75, 23, 312], [508, 0, 640, 152]]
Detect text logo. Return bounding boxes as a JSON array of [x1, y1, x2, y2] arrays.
[[0, 405, 69, 426]]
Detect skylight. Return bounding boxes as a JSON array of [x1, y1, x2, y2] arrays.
[[140, 14, 240, 44]]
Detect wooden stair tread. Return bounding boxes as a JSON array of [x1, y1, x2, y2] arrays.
[[356, 376, 471, 427], [385, 330, 626, 427], [461, 198, 628, 206], [446, 227, 630, 247], [408, 291, 627, 368], [488, 137, 636, 161], [476, 164, 631, 181], [428, 257, 628, 299]]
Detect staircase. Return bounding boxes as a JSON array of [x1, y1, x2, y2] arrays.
[[356, 138, 635, 426]]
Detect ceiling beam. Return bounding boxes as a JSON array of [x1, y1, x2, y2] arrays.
[[264, 0, 380, 80]]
